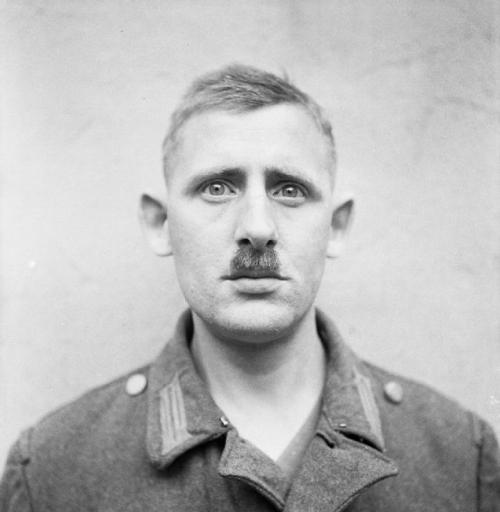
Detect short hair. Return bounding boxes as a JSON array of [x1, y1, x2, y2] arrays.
[[162, 64, 336, 176]]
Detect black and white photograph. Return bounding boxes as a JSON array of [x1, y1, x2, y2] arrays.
[[1, 1, 499, 509]]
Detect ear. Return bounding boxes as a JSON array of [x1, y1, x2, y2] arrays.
[[326, 199, 354, 259], [138, 193, 172, 256]]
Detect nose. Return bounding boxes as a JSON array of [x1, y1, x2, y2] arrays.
[[234, 193, 278, 251]]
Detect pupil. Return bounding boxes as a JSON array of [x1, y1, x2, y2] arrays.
[[210, 183, 223, 195], [284, 186, 297, 197]]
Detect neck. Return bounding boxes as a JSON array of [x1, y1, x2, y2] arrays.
[[190, 308, 326, 459]]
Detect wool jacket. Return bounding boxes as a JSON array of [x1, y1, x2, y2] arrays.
[[1, 309, 499, 511]]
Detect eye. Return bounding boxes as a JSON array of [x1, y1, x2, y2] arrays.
[[200, 180, 236, 201], [273, 184, 307, 204]]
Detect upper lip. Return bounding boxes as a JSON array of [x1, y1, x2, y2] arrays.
[[224, 269, 287, 280]]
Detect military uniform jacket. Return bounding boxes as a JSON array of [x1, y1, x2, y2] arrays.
[[1, 310, 499, 511]]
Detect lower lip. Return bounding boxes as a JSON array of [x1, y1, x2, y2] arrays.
[[228, 278, 283, 294]]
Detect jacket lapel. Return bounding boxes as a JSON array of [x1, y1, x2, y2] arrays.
[[285, 433, 398, 512]]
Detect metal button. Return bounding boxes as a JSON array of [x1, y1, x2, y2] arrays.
[[384, 381, 403, 404], [126, 373, 148, 396], [220, 416, 229, 427]]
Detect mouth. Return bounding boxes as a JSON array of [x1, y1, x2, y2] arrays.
[[222, 270, 289, 295], [224, 269, 287, 280]]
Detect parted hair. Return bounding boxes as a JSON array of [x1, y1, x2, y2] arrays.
[[162, 64, 336, 174]]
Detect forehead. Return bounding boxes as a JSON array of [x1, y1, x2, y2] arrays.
[[167, 104, 333, 183]]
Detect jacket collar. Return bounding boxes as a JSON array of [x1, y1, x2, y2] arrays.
[[146, 310, 229, 468], [315, 308, 385, 452], [146, 308, 387, 469]]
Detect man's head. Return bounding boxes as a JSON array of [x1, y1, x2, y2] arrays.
[[162, 64, 337, 180], [140, 64, 353, 343]]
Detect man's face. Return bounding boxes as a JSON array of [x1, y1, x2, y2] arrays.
[[164, 104, 338, 343]]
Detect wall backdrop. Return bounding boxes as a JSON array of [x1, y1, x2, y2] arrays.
[[2, 0, 499, 465]]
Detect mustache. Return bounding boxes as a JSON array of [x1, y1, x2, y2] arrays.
[[230, 245, 280, 274]]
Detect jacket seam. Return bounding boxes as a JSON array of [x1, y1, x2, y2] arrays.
[[20, 462, 36, 512], [13, 432, 36, 512], [34, 365, 151, 428]]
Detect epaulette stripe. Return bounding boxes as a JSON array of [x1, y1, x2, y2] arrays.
[[353, 367, 385, 450], [159, 373, 192, 455]]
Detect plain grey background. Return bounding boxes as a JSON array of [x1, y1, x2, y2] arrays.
[[1, 0, 499, 466]]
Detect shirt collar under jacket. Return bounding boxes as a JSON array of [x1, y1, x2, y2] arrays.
[[146, 309, 398, 510]]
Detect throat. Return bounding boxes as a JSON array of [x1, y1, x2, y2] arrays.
[[276, 396, 322, 475], [230, 392, 323, 463], [190, 308, 327, 460]]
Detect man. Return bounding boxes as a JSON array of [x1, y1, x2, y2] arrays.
[[1, 65, 499, 511]]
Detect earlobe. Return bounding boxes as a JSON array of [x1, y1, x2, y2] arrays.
[[138, 193, 172, 256], [326, 199, 354, 259]]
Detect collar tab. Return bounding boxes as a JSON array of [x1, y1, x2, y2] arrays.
[[158, 373, 192, 455], [146, 311, 228, 469], [147, 369, 228, 469], [315, 309, 386, 452], [352, 366, 385, 450]]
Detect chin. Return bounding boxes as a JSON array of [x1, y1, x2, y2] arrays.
[[205, 302, 306, 344]]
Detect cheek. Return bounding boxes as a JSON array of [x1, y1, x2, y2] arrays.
[[168, 200, 233, 243], [286, 213, 331, 259], [168, 213, 227, 277], [168, 207, 203, 253]]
